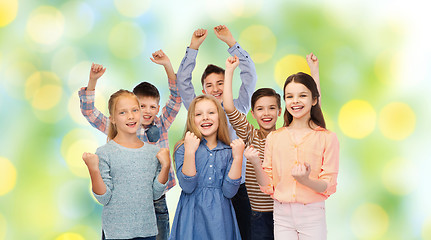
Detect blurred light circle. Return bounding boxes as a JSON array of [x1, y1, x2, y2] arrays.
[[61, 129, 99, 178], [114, 0, 151, 18], [25, 71, 62, 110], [67, 61, 92, 91], [338, 100, 376, 139], [55, 232, 85, 240], [351, 203, 389, 239], [32, 85, 63, 110], [239, 25, 276, 64], [26, 6, 64, 45], [227, 0, 262, 17], [52, 46, 87, 81], [0, 0, 18, 27], [68, 90, 107, 125], [0, 157, 16, 195], [108, 22, 145, 59], [378, 102, 416, 140], [61, 1, 94, 39], [274, 55, 310, 89], [382, 157, 418, 195], [57, 180, 95, 219]]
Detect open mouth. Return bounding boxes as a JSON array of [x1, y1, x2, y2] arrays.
[[291, 106, 304, 111], [126, 122, 137, 127], [261, 117, 272, 123], [213, 93, 222, 98], [143, 115, 152, 120], [201, 123, 213, 129]]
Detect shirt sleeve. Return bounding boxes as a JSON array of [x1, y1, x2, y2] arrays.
[[174, 144, 198, 194], [159, 76, 182, 131], [78, 87, 109, 135], [319, 132, 339, 197], [153, 159, 168, 200], [222, 149, 241, 199], [226, 108, 255, 143], [93, 149, 113, 205], [176, 47, 198, 110], [260, 131, 275, 195], [229, 43, 257, 114]]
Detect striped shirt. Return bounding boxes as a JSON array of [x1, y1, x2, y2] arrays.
[[78, 77, 181, 191], [226, 108, 273, 212]]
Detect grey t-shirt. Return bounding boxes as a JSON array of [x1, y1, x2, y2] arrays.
[[94, 140, 167, 239]]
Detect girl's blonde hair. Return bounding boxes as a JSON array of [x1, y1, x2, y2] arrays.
[[174, 94, 231, 153], [107, 89, 139, 140]]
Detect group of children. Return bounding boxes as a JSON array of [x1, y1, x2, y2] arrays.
[[80, 25, 339, 240]]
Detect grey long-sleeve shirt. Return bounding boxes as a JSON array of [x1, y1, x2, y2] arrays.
[[94, 140, 167, 239]]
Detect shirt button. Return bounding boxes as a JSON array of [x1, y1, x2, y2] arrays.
[[210, 165, 213, 167], [293, 194, 296, 198], [209, 177, 212, 180], [210, 153, 213, 156]]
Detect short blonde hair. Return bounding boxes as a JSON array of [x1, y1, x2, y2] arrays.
[[107, 89, 139, 140]]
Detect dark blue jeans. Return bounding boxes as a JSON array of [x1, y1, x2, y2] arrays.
[[231, 183, 252, 240], [251, 210, 274, 240], [102, 231, 156, 240], [154, 195, 169, 240]]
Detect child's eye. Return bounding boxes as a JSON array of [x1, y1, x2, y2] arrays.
[[133, 109, 139, 112], [285, 96, 293, 99], [119, 111, 125, 115], [300, 94, 307, 97], [195, 113, 201, 116]]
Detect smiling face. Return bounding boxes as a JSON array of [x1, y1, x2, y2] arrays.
[[193, 99, 219, 140], [284, 81, 317, 121], [202, 73, 224, 102], [110, 96, 141, 136], [251, 96, 281, 132], [136, 96, 160, 126]]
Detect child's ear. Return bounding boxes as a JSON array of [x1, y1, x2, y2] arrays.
[[109, 115, 115, 124], [251, 110, 257, 119], [156, 104, 160, 113], [312, 97, 318, 106], [201, 89, 206, 94], [278, 108, 282, 116]]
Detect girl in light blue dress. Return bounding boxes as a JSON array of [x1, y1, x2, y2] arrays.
[[169, 95, 245, 240]]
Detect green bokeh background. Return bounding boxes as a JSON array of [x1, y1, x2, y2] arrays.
[[1, 0, 431, 239]]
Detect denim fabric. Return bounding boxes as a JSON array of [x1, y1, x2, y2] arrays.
[[102, 230, 156, 240], [146, 124, 160, 143], [154, 195, 169, 240], [231, 183, 252, 240], [251, 210, 274, 240]]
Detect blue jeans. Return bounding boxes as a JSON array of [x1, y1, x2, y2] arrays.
[[102, 231, 156, 240], [154, 195, 170, 240], [231, 183, 252, 240], [251, 210, 274, 240]]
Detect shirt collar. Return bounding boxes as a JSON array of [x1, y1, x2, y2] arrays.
[[200, 138, 231, 151]]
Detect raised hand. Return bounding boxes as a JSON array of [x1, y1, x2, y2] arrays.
[[190, 28, 208, 50], [213, 25, 236, 48], [306, 53, 319, 75], [89, 63, 106, 82], [156, 148, 171, 168], [225, 55, 239, 71], [150, 49, 170, 67], [230, 138, 245, 161], [82, 152, 99, 171], [291, 162, 311, 184], [244, 146, 260, 166], [184, 131, 200, 154]]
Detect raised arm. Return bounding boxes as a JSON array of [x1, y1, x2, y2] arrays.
[[222, 139, 244, 198], [306, 53, 321, 104], [174, 133, 201, 194], [78, 63, 109, 135], [216, 26, 257, 114], [177, 29, 208, 109], [150, 50, 181, 130], [223, 55, 240, 114]]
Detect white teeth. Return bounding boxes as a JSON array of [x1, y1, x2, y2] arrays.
[[201, 123, 212, 127], [292, 106, 303, 110], [143, 116, 151, 119]]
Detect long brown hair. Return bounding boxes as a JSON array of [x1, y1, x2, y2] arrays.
[[282, 72, 326, 129], [174, 94, 231, 153], [107, 89, 139, 140]]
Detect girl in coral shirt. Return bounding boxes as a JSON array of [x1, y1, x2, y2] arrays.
[[247, 72, 339, 240]]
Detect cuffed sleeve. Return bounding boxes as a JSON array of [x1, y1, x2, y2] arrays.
[[93, 150, 113, 205], [177, 47, 199, 110], [78, 87, 109, 135], [260, 132, 275, 196], [153, 161, 168, 200], [222, 153, 241, 199], [175, 144, 198, 194], [319, 132, 339, 197]]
